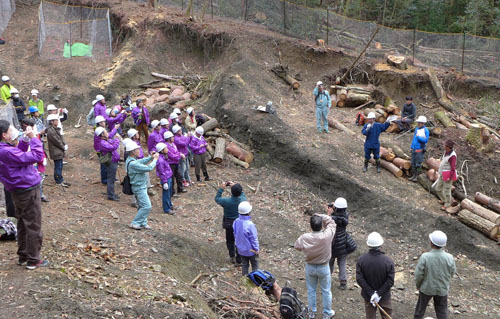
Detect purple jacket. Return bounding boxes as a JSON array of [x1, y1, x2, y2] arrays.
[[147, 130, 163, 153], [0, 138, 44, 191], [99, 137, 120, 163], [156, 154, 173, 184], [166, 142, 181, 164], [93, 134, 101, 153], [107, 112, 127, 129], [133, 139, 144, 159], [233, 215, 259, 257], [132, 106, 150, 126], [94, 101, 111, 122], [189, 135, 207, 155], [174, 134, 190, 156]]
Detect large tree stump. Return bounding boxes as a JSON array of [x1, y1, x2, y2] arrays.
[[392, 157, 411, 170], [387, 55, 408, 70], [457, 209, 499, 240], [434, 111, 456, 128], [213, 138, 226, 163], [226, 142, 254, 163], [466, 124, 495, 152], [200, 118, 219, 133], [460, 199, 500, 225], [370, 159, 403, 177], [474, 192, 500, 214]]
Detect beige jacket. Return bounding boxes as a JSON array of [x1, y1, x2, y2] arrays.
[[295, 214, 336, 265]]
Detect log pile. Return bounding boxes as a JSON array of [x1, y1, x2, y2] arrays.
[[204, 129, 254, 169], [330, 85, 374, 108], [271, 64, 300, 89], [457, 209, 499, 240]]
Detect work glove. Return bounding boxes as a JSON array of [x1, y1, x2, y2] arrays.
[[370, 292, 381, 307], [163, 183, 169, 190], [64, 144, 68, 151], [63, 108, 69, 114], [42, 158, 47, 166]]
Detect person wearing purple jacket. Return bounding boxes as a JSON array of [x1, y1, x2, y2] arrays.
[[95, 125, 120, 201], [164, 130, 186, 195], [155, 143, 175, 215], [147, 120, 162, 154], [233, 201, 260, 275], [159, 118, 169, 137], [94, 115, 108, 185], [0, 120, 48, 269], [173, 124, 191, 187], [94, 95, 111, 122], [106, 109, 128, 130], [131, 99, 150, 143], [189, 126, 210, 182]]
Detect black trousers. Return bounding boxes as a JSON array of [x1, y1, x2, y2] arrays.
[[4, 188, 16, 218], [414, 292, 448, 319], [225, 227, 241, 262], [169, 163, 184, 194]]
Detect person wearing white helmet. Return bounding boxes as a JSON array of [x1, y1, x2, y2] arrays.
[[395, 96, 417, 131], [28, 89, 45, 120], [189, 126, 209, 182], [165, 130, 186, 194], [313, 80, 332, 133], [127, 128, 144, 159], [362, 111, 390, 173], [147, 120, 163, 154], [233, 201, 260, 276], [10, 88, 26, 121], [126, 140, 159, 230], [409, 115, 430, 182], [155, 142, 175, 215], [356, 232, 395, 319], [328, 197, 356, 290], [295, 209, 336, 319], [168, 112, 179, 129], [414, 230, 456, 319], [1, 75, 15, 103], [173, 124, 192, 187], [95, 125, 121, 201], [46, 114, 70, 187], [159, 118, 169, 136], [184, 107, 197, 133], [131, 99, 150, 142], [435, 140, 458, 211], [93, 94, 109, 123], [46, 104, 68, 135], [86, 100, 99, 127]]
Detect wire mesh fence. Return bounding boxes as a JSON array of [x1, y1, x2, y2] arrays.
[[38, 1, 112, 60], [0, 0, 15, 37], [159, 0, 500, 78]]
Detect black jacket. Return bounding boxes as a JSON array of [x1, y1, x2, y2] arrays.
[[331, 210, 349, 258], [401, 102, 416, 121], [356, 249, 395, 302]]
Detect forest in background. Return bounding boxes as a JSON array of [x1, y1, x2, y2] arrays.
[[295, 0, 500, 37]]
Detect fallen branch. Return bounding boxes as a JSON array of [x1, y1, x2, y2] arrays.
[[341, 27, 380, 82]]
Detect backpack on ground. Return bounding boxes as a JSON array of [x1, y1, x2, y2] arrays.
[[279, 287, 306, 319], [121, 161, 133, 195], [247, 270, 276, 291]]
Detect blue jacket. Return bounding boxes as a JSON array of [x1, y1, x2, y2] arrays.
[[126, 156, 157, 190], [362, 122, 390, 148], [313, 87, 331, 108], [233, 215, 259, 257], [411, 126, 429, 151], [215, 188, 247, 221]]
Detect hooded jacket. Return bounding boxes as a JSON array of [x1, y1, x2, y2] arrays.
[[411, 126, 430, 151], [331, 209, 349, 258], [189, 134, 207, 155], [98, 131, 120, 163], [126, 156, 157, 191], [156, 153, 173, 184], [174, 134, 190, 156], [362, 122, 390, 148], [233, 215, 259, 257], [166, 141, 181, 165]]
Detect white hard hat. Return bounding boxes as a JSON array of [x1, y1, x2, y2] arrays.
[[163, 131, 174, 140], [125, 141, 140, 152], [96, 94, 105, 101], [156, 142, 167, 153], [172, 125, 181, 134], [316, 81, 323, 86], [94, 127, 106, 136], [47, 104, 57, 111], [169, 112, 179, 120], [173, 108, 182, 115], [416, 115, 427, 123], [122, 138, 132, 147], [9, 88, 18, 94], [334, 197, 347, 209], [1, 75, 10, 82], [92, 100, 98, 106], [186, 107, 194, 115], [95, 115, 106, 123], [195, 126, 204, 135], [429, 230, 447, 247], [367, 232, 384, 247], [238, 201, 252, 215], [160, 118, 168, 126], [127, 128, 138, 138], [105, 108, 112, 116], [47, 114, 59, 122], [367, 112, 377, 119], [31, 89, 39, 95], [151, 120, 160, 129]]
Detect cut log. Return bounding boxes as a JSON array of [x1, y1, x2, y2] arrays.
[[206, 143, 214, 159], [213, 138, 226, 163], [382, 142, 410, 160], [167, 95, 184, 105], [392, 157, 411, 170], [370, 158, 403, 177], [457, 209, 499, 240], [387, 55, 408, 70], [455, 122, 468, 130], [474, 192, 500, 215], [380, 147, 396, 162], [434, 111, 456, 128], [336, 100, 345, 107], [426, 169, 439, 182], [427, 68, 465, 115], [386, 123, 400, 133], [226, 153, 250, 169], [171, 88, 185, 97], [181, 92, 192, 100], [426, 157, 441, 171], [226, 142, 254, 163], [446, 205, 460, 215], [328, 118, 357, 136], [452, 188, 468, 202], [339, 89, 348, 100], [343, 93, 372, 108], [200, 118, 219, 133], [457, 115, 471, 128], [417, 174, 439, 197], [270, 64, 300, 89], [460, 199, 500, 225], [158, 88, 170, 95], [430, 126, 443, 137]]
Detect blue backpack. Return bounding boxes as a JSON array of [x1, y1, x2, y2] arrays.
[[247, 270, 276, 291]]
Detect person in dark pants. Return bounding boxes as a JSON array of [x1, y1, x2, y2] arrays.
[[189, 126, 210, 182], [215, 181, 247, 265], [233, 201, 259, 276], [356, 232, 395, 319], [164, 131, 186, 195], [94, 115, 108, 185], [10, 88, 26, 122], [0, 120, 48, 269], [362, 112, 390, 173], [409, 116, 430, 182], [413, 230, 456, 319], [46, 114, 70, 187], [4, 188, 16, 217], [95, 125, 121, 201], [396, 96, 417, 131]]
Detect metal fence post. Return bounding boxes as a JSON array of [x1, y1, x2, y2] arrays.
[[461, 31, 466, 73], [412, 28, 416, 64], [283, 0, 286, 35], [326, 7, 329, 45], [211, 0, 213, 19], [69, 24, 72, 59], [244, 0, 248, 21]]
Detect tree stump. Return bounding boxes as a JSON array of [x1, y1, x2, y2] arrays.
[[213, 138, 226, 163], [466, 124, 495, 152], [387, 55, 408, 70]]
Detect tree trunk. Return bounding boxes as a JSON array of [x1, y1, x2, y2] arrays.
[[213, 138, 226, 163], [186, 0, 194, 16], [430, 126, 443, 137], [344, 93, 371, 107], [474, 192, 500, 215], [226, 142, 254, 163], [200, 118, 219, 133], [167, 96, 184, 105], [434, 111, 456, 128], [457, 115, 471, 128], [370, 159, 403, 177], [457, 209, 499, 240], [328, 118, 357, 136], [382, 142, 410, 160], [227, 153, 250, 169], [417, 174, 438, 197], [460, 199, 500, 225], [387, 55, 408, 70], [392, 157, 411, 170], [426, 169, 439, 182], [271, 65, 300, 89], [380, 147, 396, 162], [426, 157, 441, 171], [200, 0, 209, 20], [427, 68, 464, 115]]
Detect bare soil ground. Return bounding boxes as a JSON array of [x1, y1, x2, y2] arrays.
[[1, 2, 499, 319]]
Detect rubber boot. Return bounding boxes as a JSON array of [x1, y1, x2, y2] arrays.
[[411, 167, 422, 182], [196, 174, 201, 182], [376, 159, 381, 173], [203, 172, 210, 181], [363, 160, 369, 172], [408, 168, 417, 182]]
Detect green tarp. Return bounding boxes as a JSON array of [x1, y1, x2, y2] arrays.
[[63, 42, 93, 58]]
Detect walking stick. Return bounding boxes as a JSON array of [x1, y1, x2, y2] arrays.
[[375, 302, 392, 319]]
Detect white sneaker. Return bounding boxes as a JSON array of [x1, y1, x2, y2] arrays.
[[322, 310, 335, 319], [129, 223, 142, 230], [308, 312, 316, 319]]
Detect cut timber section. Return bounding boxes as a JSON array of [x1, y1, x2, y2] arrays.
[[370, 159, 403, 177], [213, 138, 226, 163], [474, 192, 500, 214], [387, 55, 408, 70], [460, 199, 500, 225], [427, 68, 465, 116], [434, 111, 456, 128], [457, 209, 499, 240]]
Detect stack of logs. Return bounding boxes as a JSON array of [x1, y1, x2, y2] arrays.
[[330, 85, 374, 108], [137, 85, 197, 110], [372, 143, 411, 177], [362, 97, 401, 128]]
